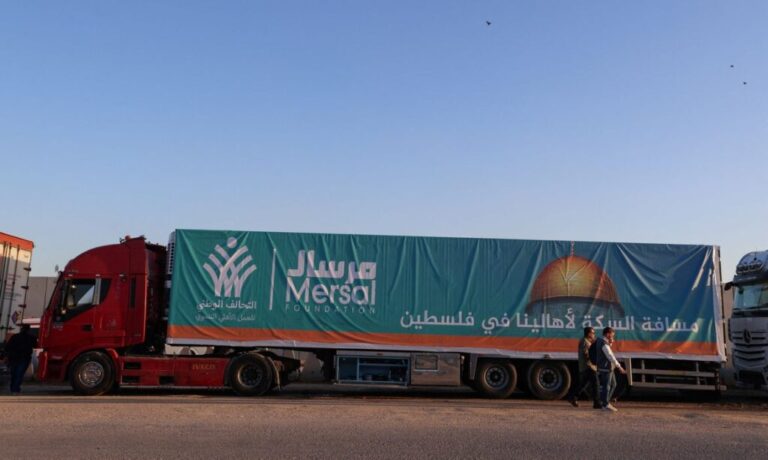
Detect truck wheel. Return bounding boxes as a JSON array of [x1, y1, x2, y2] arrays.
[[70, 351, 115, 396], [475, 361, 517, 398], [229, 353, 274, 396], [527, 361, 571, 400]]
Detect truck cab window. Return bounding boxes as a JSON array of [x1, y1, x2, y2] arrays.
[[734, 283, 768, 311], [55, 278, 111, 322]]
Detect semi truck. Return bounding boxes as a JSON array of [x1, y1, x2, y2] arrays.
[[726, 250, 768, 390], [37, 229, 726, 398]]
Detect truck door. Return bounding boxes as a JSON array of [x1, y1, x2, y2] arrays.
[[45, 277, 109, 353]]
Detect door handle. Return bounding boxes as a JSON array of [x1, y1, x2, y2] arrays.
[[82, 324, 93, 332]]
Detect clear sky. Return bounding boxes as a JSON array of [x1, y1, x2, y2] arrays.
[[1, 1, 766, 281]]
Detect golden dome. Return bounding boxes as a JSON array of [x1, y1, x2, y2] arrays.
[[528, 255, 620, 306]]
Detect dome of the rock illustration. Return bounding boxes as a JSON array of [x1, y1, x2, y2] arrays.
[[526, 255, 624, 317]]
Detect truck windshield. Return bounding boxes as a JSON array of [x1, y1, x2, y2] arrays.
[[733, 283, 768, 311]]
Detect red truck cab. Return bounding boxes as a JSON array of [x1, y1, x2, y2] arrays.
[[38, 236, 297, 396], [37, 237, 166, 390]]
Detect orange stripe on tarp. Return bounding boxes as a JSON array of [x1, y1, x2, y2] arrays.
[[167, 325, 719, 356]]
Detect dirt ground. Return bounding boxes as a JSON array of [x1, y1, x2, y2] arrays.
[[1, 384, 767, 459]]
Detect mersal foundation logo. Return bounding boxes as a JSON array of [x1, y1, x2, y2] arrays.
[[285, 250, 377, 307], [202, 237, 257, 298]]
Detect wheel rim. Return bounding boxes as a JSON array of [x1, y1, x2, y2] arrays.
[[485, 366, 510, 389], [78, 361, 105, 388], [237, 364, 264, 389], [537, 367, 562, 391]]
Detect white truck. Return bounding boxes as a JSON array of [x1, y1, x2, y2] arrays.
[[0, 232, 34, 386], [726, 250, 768, 390], [0, 232, 34, 342]]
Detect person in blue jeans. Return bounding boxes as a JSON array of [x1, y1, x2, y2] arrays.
[[594, 327, 626, 412], [4, 325, 37, 395]]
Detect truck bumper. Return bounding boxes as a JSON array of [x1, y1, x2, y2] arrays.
[[734, 369, 768, 390]]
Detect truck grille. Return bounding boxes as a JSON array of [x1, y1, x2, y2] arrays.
[[731, 330, 768, 368]]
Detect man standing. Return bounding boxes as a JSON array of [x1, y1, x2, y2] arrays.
[[4, 325, 37, 395], [595, 326, 626, 412], [567, 327, 600, 408]]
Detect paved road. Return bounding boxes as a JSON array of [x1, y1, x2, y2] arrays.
[[1, 385, 767, 459]]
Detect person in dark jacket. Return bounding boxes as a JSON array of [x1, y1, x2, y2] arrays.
[[594, 327, 626, 412], [4, 325, 37, 394], [567, 326, 600, 408]]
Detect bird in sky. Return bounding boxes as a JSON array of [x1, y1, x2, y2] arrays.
[[730, 64, 735, 68], [486, 20, 492, 26], [743, 81, 748, 85]]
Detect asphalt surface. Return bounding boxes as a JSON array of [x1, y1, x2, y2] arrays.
[[1, 384, 767, 459]]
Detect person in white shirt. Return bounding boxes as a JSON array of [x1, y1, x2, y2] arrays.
[[595, 327, 626, 412]]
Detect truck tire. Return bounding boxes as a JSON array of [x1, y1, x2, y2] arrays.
[[229, 353, 274, 396], [475, 361, 517, 398], [527, 361, 571, 400], [70, 351, 115, 396]]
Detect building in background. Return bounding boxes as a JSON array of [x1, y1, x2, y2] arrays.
[[24, 276, 57, 319]]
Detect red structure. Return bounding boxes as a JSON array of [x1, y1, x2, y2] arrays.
[[37, 237, 294, 394]]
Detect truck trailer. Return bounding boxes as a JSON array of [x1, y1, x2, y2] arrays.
[[37, 230, 726, 398], [1, 232, 34, 342]]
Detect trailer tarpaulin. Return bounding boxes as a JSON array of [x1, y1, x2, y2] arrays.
[[167, 230, 725, 361]]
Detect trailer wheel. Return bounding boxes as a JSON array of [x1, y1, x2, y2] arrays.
[[475, 361, 517, 398], [70, 351, 115, 396], [527, 361, 571, 400], [229, 353, 274, 396]]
